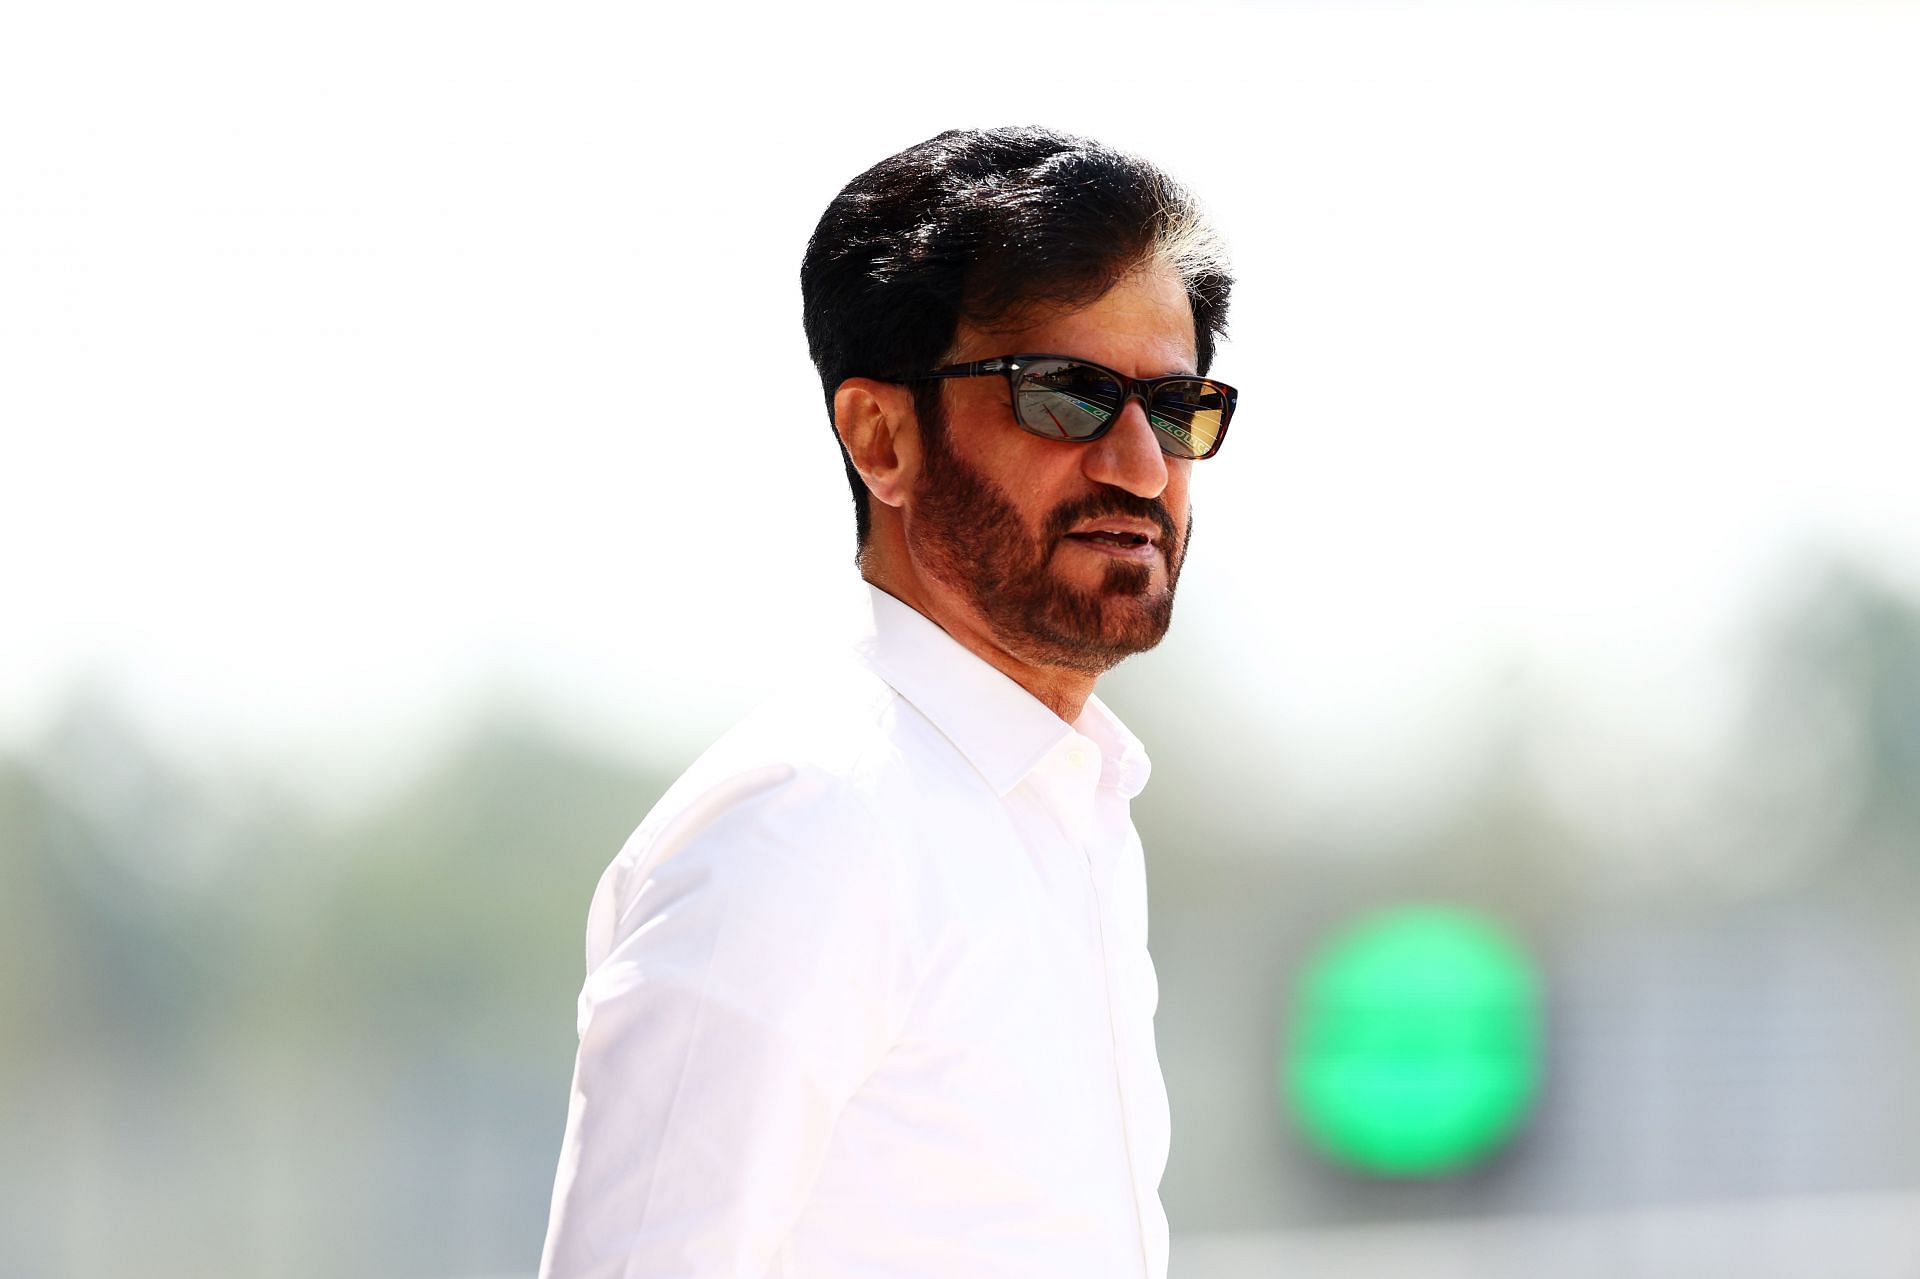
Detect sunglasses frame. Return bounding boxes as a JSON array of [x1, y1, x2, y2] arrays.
[[901, 353, 1237, 461]]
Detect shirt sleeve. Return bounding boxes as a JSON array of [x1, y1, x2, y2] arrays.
[[538, 764, 910, 1279]]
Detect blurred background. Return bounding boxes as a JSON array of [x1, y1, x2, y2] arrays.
[[4, 1, 1918, 1275]]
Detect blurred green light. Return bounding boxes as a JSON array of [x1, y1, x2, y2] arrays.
[[1283, 906, 1542, 1176]]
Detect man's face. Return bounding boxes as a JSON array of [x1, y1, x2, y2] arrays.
[[902, 264, 1198, 675]]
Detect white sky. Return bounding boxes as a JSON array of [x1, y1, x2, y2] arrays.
[[4, 0, 1917, 818]]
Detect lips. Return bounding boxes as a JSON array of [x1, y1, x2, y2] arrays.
[[1060, 522, 1161, 563], [1062, 514, 1163, 546], [1050, 501, 1177, 566], [1065, 529, 1152, 548]]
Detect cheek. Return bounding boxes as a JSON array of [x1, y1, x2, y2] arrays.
[[1165, 469, 1194, 522], [987, 448, 1074, 522]]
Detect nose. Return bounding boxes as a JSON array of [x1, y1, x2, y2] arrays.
[[1081, 397, 1170, 499]]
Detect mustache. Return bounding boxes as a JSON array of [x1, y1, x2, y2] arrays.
[[1043, 491, 1181, 545]]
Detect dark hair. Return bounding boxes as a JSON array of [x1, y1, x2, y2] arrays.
[[800, 126, 1233, 548]]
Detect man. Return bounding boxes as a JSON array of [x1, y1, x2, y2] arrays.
[[539, 126, 1236, 1279]]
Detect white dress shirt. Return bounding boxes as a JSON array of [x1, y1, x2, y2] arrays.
[[538, 584, 1171, 1279]]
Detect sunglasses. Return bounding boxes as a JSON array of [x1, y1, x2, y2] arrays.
[[902, 354, 1238, 460]]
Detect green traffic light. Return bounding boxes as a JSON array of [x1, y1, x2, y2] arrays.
[[1283, 906, 1542, 1176]]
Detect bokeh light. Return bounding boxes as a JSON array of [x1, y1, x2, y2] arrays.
[[1285, 907, 1542, 1176]]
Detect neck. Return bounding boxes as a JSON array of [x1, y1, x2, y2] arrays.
[[860, 550, 1097, 724]]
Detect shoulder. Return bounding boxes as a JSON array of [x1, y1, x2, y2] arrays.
[[584, 657, 951, 966], [644, 649, 991, 842], [640, 657, 905, 849]]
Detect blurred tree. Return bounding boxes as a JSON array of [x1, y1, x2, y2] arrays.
[[307, 720, 664, 1071], [1717, 559, 1920, 896], [6, 554, 1919, 1273]]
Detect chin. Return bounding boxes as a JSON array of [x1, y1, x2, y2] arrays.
[[1015, 576, 1177, 673]]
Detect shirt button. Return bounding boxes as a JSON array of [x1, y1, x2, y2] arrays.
[[1068, 748, 1090, 770]]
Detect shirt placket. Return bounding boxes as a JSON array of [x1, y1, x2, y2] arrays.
[[1056, 744, 1156, 1279], [1101, 804, 1170, 1278]]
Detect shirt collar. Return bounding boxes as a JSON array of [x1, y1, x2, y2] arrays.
[[1075, 691, 1153, 799], [857, 583, 1154, 799]]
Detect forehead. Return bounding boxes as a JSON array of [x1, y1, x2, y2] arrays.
[[951, 264, 1199, 376]]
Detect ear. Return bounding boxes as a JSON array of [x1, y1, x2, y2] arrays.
[[833, 378, 922, 509]]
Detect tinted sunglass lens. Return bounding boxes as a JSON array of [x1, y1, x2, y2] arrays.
[[1014, 360, 1123, 441], [1148, 380, 1231, 459]]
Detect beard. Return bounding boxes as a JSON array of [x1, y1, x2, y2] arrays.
[[906, 425, 1191, 675]]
